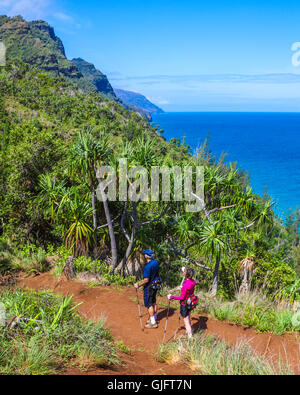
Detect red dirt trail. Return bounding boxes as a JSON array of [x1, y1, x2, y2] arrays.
[[18, 273, 299, 375]]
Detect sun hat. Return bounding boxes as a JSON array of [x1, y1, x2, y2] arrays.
[[142, 249, 155, 256]]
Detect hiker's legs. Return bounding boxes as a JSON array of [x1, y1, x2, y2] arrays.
[[183, 314, 192, 337], [145, 304, 157, 327], [148, 304, 155, 318], [144, 288, 158, 327], [148, 289, 157, 322]]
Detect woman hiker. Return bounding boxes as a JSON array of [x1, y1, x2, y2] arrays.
[[167, 267, 195, 339], [134, 249, 159, 329]]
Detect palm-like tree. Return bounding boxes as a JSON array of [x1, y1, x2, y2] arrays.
[[256, 200, 274, 231], [130, 135, 159, 169], [175, 213, 198, 245], [71, 128, 113, 245], [64, 194, 94, 257], [197, 220, 227, 296], [204, 165, 227, 204], [37, 174, 66, 221], [239, 256, 255, 294]]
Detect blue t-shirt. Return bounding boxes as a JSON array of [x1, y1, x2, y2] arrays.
[[143, 259, 159, 289]]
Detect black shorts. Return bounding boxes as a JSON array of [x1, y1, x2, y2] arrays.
[[180, 303, 191, 318], [144, 287, 157, 308]]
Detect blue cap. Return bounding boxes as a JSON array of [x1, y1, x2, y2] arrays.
[[142, 249, 154, 256]]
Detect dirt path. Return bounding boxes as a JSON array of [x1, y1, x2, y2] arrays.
[[18, 273, 300, 375]]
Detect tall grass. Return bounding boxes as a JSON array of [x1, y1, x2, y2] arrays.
[[0, 289, 120, 374], [0, 240, 48, 275], [157, 332, 293, 375], [198, 290, 299, 334]]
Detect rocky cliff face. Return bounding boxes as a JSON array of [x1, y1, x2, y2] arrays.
[[114, 89, 164, 116], [0, 15, 97, 94], [71, 57, 161, 120], [71, 58, 119, 101], [0, 15, 163, 120]]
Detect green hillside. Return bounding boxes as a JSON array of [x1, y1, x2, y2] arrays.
[[72, 57, 119, 102], [0, 15, 105, 96], [0, 16, 298, 305], [114, 88, 164, 115]]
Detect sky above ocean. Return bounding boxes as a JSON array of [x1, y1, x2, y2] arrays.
[[152, 112, 300, 218], [2, 1, 300, 111]]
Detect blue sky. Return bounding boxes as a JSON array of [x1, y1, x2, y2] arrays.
[[1, 0, 300, 111]]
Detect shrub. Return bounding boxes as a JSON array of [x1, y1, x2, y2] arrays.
[[158, 333, 293, 375], [0, 289, 120, 374], [205, 291, 296, 334]]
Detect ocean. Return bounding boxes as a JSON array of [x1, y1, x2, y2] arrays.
[[151, 112, 300, 218]]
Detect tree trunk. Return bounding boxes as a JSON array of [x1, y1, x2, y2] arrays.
[[63, 256, 76, 280], [211, 251, 221, 297], [91, 183, 98, 246], [99, 185, 118, 272], [120, 230, 136, 275], [239, 269, 249, 294]]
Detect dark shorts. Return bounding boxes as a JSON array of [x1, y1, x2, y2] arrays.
[[180, 303, 191, 318], [144, 287, 157, 308]]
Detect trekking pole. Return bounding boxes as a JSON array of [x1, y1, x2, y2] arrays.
[[169, 278, 184, 293], [162, 299, 171, 344], [169, 267, 185, 293], [174, 311, 181, 340], [136, 288, 144, 332]]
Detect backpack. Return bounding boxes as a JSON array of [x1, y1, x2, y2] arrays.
[[185, 294, 199, 310], [151, 276, 162, 291]]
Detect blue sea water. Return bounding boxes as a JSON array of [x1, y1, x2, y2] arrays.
[[151, 112, 300, 218]]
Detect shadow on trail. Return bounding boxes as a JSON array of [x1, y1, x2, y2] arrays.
[[191, 316, 208, 333], [157, 307, 176, 321]]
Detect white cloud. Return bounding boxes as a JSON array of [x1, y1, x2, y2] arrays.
[[147, 96, 169, 105], [0, 0, 75, 26], [53, 12, 74, 24], [0, 0, 52, 20]]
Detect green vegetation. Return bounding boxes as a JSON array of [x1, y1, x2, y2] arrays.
[[0, 15, 299, 344], [0, 15, 107, 97], [0, 58, 298, 303], [199, 291, 300, 334], [157, 333, 293, 375], [71, 57, 119, 102], [0, 289, 120, 374]]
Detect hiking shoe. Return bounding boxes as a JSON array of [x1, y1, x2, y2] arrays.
[[145, 322, 158, 329], [146, 319, 159, 325]]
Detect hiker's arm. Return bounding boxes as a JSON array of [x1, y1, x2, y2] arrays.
[[171, 285, 187, 300], [134, 278, 149, 288]]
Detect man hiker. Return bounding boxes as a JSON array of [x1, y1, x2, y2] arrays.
[[168, 267, 195, 339], [134, 249, 159, 329]]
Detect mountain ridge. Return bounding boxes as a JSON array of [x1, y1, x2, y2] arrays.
[[114, 88, 164, 118], [0, 15, 99, 95], [0, 14, 162, 120]]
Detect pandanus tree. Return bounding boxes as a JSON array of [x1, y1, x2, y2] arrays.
[[239, 256, 255, 294], [63, 194, 95, 257], [37, 176, 95, 257], [170, 159, 275, 296], [197, 220, 228, 296], [70, 128, 113, 247], [37, 173, 66, 222], [96, 135, 171, 274], [115, 135, 169, 274]]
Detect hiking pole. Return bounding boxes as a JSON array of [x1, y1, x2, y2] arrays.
[[174, 311, 181, 340], [169, 267, 185, 293], [136, 288, 144, 332], [162, 299, 171, 344]]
